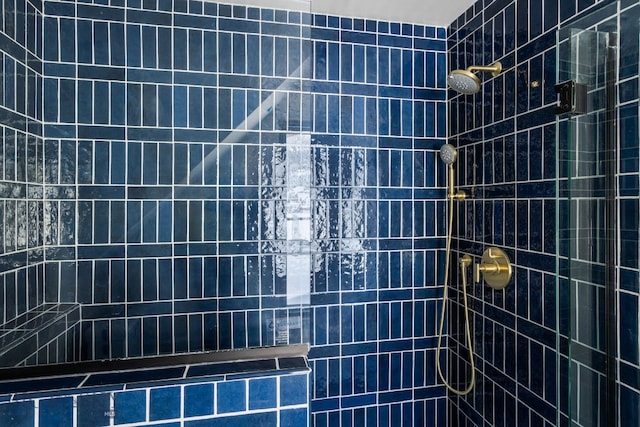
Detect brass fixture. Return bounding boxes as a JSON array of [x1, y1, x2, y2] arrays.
[[447, 164, 466, 200], [436, 252, 476, 395], [460, 254, 472, 269], [466, 62, 503, 76], [447, 62, 503, 95], [439, 144, 466, 200], [474, 247, 512, 289]]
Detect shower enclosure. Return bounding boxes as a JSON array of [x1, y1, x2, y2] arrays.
[[0, 0, 453, 423], [556, 1, 639, 425]]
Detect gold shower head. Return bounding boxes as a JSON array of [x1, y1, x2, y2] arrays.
[[447, 62, 502, 94]]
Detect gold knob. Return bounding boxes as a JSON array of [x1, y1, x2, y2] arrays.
[[474, 247, 512, 289]]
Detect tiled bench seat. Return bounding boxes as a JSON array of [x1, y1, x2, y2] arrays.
[[0, 344, 310, 427], [0, 303, 80, 367]]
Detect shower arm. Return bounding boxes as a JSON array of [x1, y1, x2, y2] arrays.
[[467, 63, 502, 77]]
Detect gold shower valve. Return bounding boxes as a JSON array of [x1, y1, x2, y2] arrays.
[[473, 247, 512, 289]]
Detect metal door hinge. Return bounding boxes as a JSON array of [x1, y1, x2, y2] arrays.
[[555, 80, 587, 115]]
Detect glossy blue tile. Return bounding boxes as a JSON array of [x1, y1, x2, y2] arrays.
[[232, 33, 246, 74], [75, 20, 92, 64], [182, 383, 213, 417], [271, 37, 287, 77], [39, 397, 73, 427], [167, 26, 185, 70], [142, 26, 156, 68], [217, 380, 246, 413], [327, 42, 340, 80], [58, 18, 75, 63], [113, 390, 146, 424], [169, 85, 187, 127], [149, 387, 180, 421], [281, 408, 308, 427], [43, 16, 59, 62], [215, 30, 232, 73], [621, 199, 640, 269], [621, 384, 640, 424], [248, 377, 277, 410], [77, 394, 110, 427], [620, 292, 640, 364], [0, 401, 34, 427]]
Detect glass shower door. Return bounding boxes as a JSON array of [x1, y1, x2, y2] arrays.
[[556, 3, 618, 426]]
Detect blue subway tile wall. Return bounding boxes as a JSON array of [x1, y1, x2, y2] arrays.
[[0, 371, 310, 426], [41, 0, 322, 359], [0, 0, 66, 366], [446, 0, 577, 424], [306, 14, 448, 426], [31, 1, 449, 426], [447, 0, 640, 426], [446, 2, 558, 424]]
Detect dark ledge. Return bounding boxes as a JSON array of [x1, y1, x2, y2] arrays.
[[0, 344, 310, 397]]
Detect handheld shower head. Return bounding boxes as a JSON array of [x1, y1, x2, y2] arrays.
[[439, 143, 457, 165], [447, 62, 502, 94], [440, 144, 465, 200]]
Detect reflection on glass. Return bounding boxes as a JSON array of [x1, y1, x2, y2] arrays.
[[286, 133, 311, 306]]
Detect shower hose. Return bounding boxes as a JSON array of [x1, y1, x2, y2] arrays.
[[435, 194, 476, 395]]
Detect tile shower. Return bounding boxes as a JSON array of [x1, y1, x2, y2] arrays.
[[447, 0, 640, 426], [1, 0, 448, 425], [0, 0, 639, 426]]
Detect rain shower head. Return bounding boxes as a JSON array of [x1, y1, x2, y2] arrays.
[[448, 70, 481, 95], [439, 144, 457, 165], [447, 62, 502, 94]]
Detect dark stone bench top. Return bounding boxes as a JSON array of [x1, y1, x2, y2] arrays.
[[0, 344, 309, 401]]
